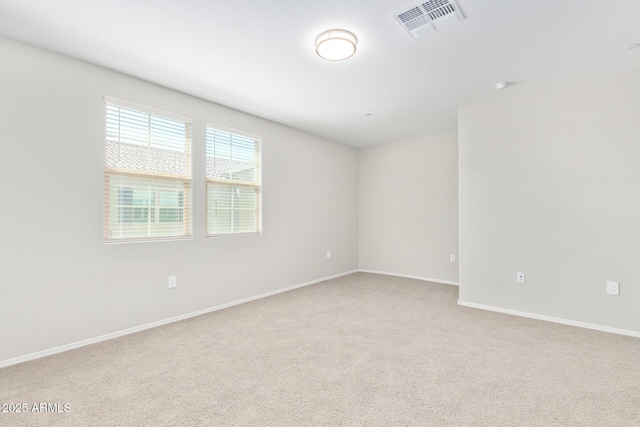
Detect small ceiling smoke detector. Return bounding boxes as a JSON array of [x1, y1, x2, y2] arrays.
[[315, 29, 357, 61], [494, 82, 511, 91]]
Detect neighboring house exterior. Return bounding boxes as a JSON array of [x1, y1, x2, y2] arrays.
[[105, 140, 259, 239]]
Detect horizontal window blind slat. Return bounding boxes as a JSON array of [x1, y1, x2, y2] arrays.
[[205, 125, 262, 236], [104, 95, 194, 123], [105, 100, 192, 242]]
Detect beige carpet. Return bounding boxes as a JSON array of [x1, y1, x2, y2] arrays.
[[1, 272, 639, 426]]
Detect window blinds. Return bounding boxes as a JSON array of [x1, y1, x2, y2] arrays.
[[104, 97, 192, 242], [205, 125, 262, 236]]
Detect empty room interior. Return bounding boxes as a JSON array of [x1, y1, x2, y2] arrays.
[[1, 0, 640, 425]]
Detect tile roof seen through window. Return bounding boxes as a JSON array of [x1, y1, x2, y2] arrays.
[[106, 140, 255, 179]]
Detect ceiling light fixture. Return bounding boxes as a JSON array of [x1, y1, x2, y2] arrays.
[[315, 29, 357, 61]]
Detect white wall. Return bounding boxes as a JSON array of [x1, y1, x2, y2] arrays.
[[0, 37, 359, 362], [459, 69, 640, 333], [359, 132, 458, 283]]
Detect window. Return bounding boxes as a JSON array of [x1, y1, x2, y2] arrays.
[[104, 97, 192, 242], [206, 125, 262, 236]]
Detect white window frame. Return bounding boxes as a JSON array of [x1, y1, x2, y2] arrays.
[[104, 96, 193, 243], [205, 123, 262, 237]]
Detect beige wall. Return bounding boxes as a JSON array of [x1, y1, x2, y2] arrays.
[[11, 30, 638, 363], [0, 37, 359, 362], [359, 132, 459, 283], [459, 69, 640, 333]]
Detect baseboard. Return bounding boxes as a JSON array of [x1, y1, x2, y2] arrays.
[[458, 300, 640, 339], [0, 269, 359, 369], [358, 269, 459, 286]]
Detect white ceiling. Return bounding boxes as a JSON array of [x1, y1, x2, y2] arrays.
[[1, 0, 639, 147]]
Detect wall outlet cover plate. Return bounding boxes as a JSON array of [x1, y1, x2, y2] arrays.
[[606, 281, 619, 295]]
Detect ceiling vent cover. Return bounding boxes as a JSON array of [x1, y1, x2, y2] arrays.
[[394, 0, 464, 39]]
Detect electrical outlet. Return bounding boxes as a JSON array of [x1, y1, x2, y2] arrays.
[[516, 273, 525, 284], [450, 254, 456, 263], [168, 275, 177, 289], [606, 281, 619, 296], [326, 250, 331, 259]]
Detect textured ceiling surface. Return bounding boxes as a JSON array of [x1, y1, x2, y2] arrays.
[[1, 0, 640, 147]]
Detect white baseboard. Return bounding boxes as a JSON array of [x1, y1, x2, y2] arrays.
[[0, 270, 359, 369], [358, 269, 459, 286], [458, 300, 640, 339]]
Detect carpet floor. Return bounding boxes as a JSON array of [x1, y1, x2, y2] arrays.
[[1, 272, 639, 426]]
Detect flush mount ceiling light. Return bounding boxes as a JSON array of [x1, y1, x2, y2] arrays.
[[315, 29, 357, 61]]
